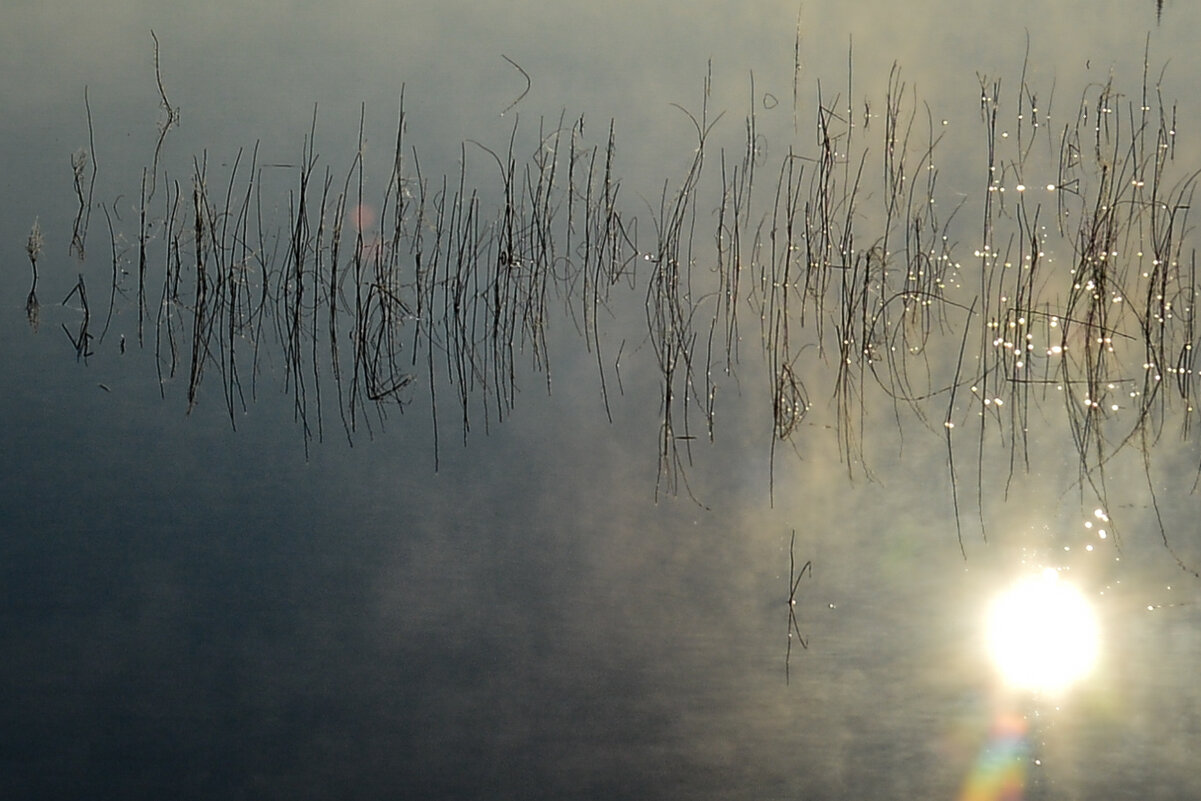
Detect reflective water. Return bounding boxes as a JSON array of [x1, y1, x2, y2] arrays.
[[3, 2, 1200, 799]]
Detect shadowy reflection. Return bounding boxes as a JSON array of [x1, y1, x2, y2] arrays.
[[43, 50, 1201, 559]]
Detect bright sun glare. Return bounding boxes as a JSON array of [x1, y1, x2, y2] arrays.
[[986, 568, 1100, 694]]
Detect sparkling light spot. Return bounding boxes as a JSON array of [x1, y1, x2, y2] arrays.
[[986, 568, 1099, 693]]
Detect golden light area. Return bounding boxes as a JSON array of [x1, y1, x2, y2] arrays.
[[986, 568, 1100, 694]]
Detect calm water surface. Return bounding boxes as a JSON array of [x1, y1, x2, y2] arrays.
[[3, 2, 1200, 799]]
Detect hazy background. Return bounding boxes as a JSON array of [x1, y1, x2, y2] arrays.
[[3, 1, 1200, 798]]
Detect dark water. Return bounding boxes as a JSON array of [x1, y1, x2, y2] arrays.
[[3, 2, 1201, 799]]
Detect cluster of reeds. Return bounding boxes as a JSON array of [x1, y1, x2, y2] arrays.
[[964, 39, 1200, 569], [43, 39, 1201, 557]]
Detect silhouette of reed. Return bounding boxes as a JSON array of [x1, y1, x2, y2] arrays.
[[69, 86, 96, 262], [34, 38, 1201, 570], [25, 219, 42, 332], [785, 529, 813, 684]]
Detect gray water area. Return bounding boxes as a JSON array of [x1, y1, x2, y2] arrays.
[[3, 2, 1201, 799]]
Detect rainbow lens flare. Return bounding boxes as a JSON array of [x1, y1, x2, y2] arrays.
[[957, 709, 1028, 801]]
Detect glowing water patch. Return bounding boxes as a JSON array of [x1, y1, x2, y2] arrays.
[[986, 568, 1099, 693]]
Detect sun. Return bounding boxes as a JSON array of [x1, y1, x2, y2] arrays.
[[986, 568, 1100, 694]]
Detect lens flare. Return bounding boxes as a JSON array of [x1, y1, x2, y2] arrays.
[[986, 568, 1099, 693], [957, 709, 1027, 801]]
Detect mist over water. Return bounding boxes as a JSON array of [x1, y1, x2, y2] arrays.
[[3, 2, 1200, 799]]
